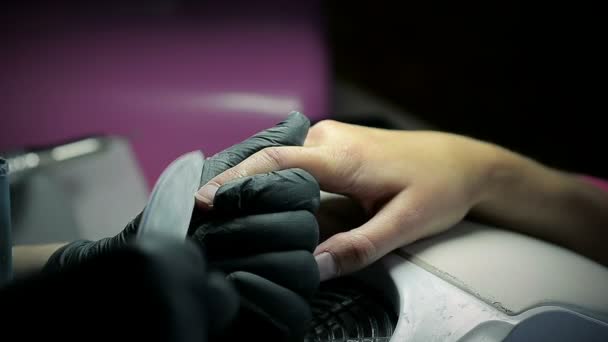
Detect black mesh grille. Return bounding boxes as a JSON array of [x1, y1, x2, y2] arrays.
[[305, 278, 397, 342]]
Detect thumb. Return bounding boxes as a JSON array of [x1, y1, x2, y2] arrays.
[[314, 191, 419, 281]]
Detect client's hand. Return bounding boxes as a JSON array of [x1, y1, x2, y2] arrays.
[[195, 118, 608, 275], [194, 119, 500, 281]]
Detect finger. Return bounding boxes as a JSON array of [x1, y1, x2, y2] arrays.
[[192, 211, 319, 255], [227, 271, 312, 341], [196, 146, 331, 208], [212, 250, 319, 297], [212, 168, 320, 214], [315, 193, 368, 242], [200, 111, 310, 184], [313, 190, 422, 281], [205, 271, 239, 336]]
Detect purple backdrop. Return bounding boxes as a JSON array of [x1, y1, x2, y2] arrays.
[[1, 5, 329, 186]]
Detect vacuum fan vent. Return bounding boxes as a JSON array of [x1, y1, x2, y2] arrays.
[[305, 279, 397, 342]]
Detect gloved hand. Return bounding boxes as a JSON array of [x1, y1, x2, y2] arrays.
[[3, 239, 238, 342], [189, 110, 320, 341], [44, 111, 321, 340], [190, 168, 320, 341], [43, 111, 311, 272]]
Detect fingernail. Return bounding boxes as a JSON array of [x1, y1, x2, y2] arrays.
[[315, 252, 338, 282], [195, 183, 219, 207]]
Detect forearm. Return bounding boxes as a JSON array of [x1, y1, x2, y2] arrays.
[[12, 243, 66, 277], [472, 144, 608, 265]]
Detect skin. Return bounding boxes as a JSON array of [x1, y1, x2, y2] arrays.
[[13, 119, 608, 279], [12, 243, 66, 277], [195, 120, 608, 281]]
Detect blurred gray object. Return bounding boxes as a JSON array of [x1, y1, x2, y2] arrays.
[[137, 150, 203, 243], [1, 158, 12, 283], [6, 137, 148, 245]]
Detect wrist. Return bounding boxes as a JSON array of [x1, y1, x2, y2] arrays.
[[470, 140, 578, 225], [13, 243, 67, 277], [466, 139, 562, 207], [478, 144, 514, 203], [461, 138, 517, 207], [43, 239, 95, 273], [479, 143, 574, 205]]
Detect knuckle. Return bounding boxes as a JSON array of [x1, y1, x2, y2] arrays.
[[313, 119, 340, 132], [307, 120, 340, 144], [332, 142, 361, 165], [396, 198, 429, 228], [259, 146, 284, 169], [325, 143, 362, 192], [222, 167, 248, 182], [331, 232, 377, 271]]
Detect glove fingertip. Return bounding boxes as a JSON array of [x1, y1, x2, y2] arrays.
[[285, 111, 310, 127], [275, 111, 311, 146]]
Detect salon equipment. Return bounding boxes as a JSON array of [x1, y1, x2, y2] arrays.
[[0, 158, 12, 284], [5, 137, 148, 245], [138, 151, 203, 242], [307, 193, 608, 341]]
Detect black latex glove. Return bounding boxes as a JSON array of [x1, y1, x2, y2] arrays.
[[187, 111, 319, 341], [2, 239, 238, 342], [191, 168, 320, 341], [42, 111, 319, 340], [43, 111, 311, 273]]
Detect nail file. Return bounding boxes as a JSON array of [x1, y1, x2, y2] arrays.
[[137, 151, 204, 241]]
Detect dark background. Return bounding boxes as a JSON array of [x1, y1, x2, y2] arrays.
[[3, 0, 606, 177], [326, 1, 606, 177]]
